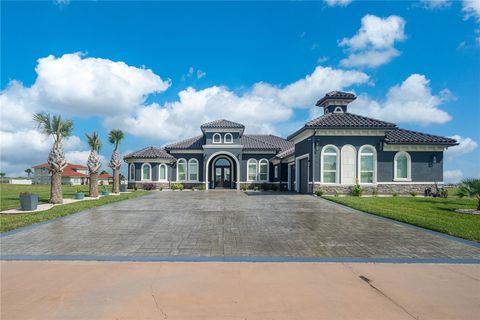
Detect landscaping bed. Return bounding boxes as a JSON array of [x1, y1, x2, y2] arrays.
[[323, 196, 480, 242]]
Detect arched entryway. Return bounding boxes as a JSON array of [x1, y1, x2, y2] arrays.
[[205, 152, 240, 190]]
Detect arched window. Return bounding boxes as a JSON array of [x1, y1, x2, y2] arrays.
[[247, 159, 257, 181], [334, 106, 343, 113], [321, 145, 339, 183], [129, 164, 135, 180], [212, 133, 222, 144], [159, 164, 167, 181], [141, 163, 152, 181], [224, 133, 233, 143], [258, 159, 269, 181], [188, 159, 199, 181], [394, 151, 411, 181], [177, 159, 187, 181], [359, 145, 376, 184]]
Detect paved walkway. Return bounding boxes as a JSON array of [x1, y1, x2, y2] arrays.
[[2, 261, 479, 319], [1, 191, 480, 259]]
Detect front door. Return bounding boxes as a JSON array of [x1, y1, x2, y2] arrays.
[[214, 158, 232, 188], [299, 158, 308, 194]]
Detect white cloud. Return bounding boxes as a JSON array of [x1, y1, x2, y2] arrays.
[[197, 70, 206, 79], [444, 170, 464, 183], [463, 0, 480, 22], [420, 0, 451, 10], [65, 150, 107, 168], [339, 14, 406, 68], [349, 74, 452, 125], [317, 56, 329, 63], [105, 66, 369, 141], [324, 0, 352, 7], [53, 0, 70, 6], [445, 135, 478, 159]]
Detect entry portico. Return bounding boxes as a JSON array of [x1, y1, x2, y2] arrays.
[[205, 150, 241, 190]]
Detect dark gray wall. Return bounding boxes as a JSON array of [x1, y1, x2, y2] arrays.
[[204, 132, 241, 145], [170, 154, 204, 181]]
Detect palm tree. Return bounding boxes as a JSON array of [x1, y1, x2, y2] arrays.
[[33, 113, 73, 204], [457, 178, 480, 210], [108, 129, 124, 193], [86, 131, 102, 197], [25, 168, 33, 178], [0, 172, 5, 183]]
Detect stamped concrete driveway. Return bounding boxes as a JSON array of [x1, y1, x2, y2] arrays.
[[1, 191, 480, 260]]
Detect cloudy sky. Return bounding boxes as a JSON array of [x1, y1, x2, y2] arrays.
[[1, 0, 479, 182]]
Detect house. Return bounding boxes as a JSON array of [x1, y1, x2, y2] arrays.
[[98, 172, 113, 185], [124, 91, 457, 194], [33, 163, 89, 185]]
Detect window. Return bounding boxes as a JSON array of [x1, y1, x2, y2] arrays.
[[394, 151, 411, 181], [188, 159, 199, 181], [141, 163, 151, 181], [159, 164, 167, 181], [212, 133, 222, 144], [322, 145, 339, 183], [224, 133, 233, 143], [359, 145, 376, 184], [259, 159, 269, 181], [334, 106, 343, 113], [129, 164, 135, 180], [177, 159, 187, 181], [274, 166, 279, 179], [247, 159, 257, 181]]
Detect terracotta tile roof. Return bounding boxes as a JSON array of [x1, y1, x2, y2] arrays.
[[164, 136, 204, 150], [98, 173, 113, 179], [200, 119, 245, 129], [306, 112, 397, 129], [123, 146, 176, 160], [33, 162, 87, 170], [385, 129, 458, 145], [61, 166, 88, 178]]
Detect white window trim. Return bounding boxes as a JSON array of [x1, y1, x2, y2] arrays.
[[358, 144, 377, 185], [258, 158, 269, 182], [141, 163, 152, 181], [320, 145, 340, 184], [159, 163, 168, 181], [188, 158, 199, 182], [224, 133, 233, 144], [247, 159, 257, 182], [274, 166, 279, 179], [333, 106, 343, 113], [129, 163, 135, 181], [212, 133, 222, 144], [176, 158, 187, 181], [394, 151, 412, 182]]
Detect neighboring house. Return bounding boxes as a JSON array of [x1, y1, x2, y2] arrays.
[[124, 91, 457, 194], [98, 172, 113, 185], [33, 163, 88, 185]]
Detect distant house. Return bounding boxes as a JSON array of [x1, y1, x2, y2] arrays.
[[98, 172, 113, 185], [33, 163, 88, 185]]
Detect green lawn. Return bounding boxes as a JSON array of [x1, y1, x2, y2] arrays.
[[323, 196, 480, 242], [0, 184, 93, 211], [0, 188, 149, 233]]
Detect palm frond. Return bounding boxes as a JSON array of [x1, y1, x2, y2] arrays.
[[86, 131, 102, 152], [33, 112, 53, 136], [108, 129, 125, 149]]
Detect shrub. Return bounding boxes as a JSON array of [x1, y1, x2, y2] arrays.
[[195, 184, 205, 191], [159, 186, 163, 191], [440, 189, 448, 198], [314, 188, 324, 197], [334, 191, 339, 197], [270, 184, 279, 191], [133, 185, 138, 191], [392, 193, 398, 197], [143, 183, 156, 190], [261, 183, 270, 191], [371, 187, 378, 197], [351, 184, 362, 197], [171, 182, 184, 191], [240, 185, 247, 191], [19, 191, 33, 196], [410, 191, 417, 197], [457, 178, 480, 210], [254, 186, 259, 191], [76, 186, 83, 193]]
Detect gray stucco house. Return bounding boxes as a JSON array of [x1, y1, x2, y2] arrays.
[[124, 91, 457, 194]]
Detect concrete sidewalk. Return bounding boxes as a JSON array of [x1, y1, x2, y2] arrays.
[[1, 261, 479, 319]]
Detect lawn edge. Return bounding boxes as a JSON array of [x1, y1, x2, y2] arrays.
[[0, 191, 150, 235], [321, 196, 480, 247]]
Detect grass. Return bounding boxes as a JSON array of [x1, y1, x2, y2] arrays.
[[324, 195, 480, 242], [0, 189, 149, 233], [0, 184, 95, 211]]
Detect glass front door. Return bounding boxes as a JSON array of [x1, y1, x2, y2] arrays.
[[214, 158, 232, 188]]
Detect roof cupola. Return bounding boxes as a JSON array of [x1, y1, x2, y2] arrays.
[[316, 91, 356, 114]]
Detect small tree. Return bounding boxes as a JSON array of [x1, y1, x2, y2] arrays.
[[25, 168, 33, 178], [33, 113, 73, 204], [108, 129, 124, 193], [86, 132, 102, 197], [0, 172, 5, 182], [457, 178, 480, 210]]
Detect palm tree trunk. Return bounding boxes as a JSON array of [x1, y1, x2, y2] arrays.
[[112, 169, 120, 193], [50, 172, 63, 204], [89, 172, 99, 197]]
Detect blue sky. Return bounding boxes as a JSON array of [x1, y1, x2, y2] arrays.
[[1, 0, 479, 181]]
